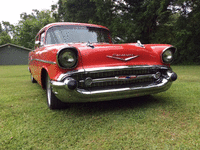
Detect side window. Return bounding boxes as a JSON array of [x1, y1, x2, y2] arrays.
[[46, 28, 57, 45], [35, 35, 39, 49], [40, 32, 45, 47]]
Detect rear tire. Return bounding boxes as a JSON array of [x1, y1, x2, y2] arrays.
[[46, 74, 65, 109], [31, 74, 37, 83]]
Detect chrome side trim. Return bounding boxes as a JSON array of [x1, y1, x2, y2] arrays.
[[30, 59, 56, 64]]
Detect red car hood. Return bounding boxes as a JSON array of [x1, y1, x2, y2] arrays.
[[69, 43, 168, 69]]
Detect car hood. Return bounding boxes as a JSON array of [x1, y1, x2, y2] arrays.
[[44, 43, 172, 70], [68, 43, 169, 69]]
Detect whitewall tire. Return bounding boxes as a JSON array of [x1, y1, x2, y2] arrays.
[[46, 74, 64, 109]]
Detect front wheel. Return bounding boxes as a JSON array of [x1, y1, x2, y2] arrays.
[[46, 74, 65, 109]]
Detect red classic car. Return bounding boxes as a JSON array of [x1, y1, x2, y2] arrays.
[[29, 22, 177, 109]]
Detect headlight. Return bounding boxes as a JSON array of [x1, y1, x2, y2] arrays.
[[57, 48, 78, 68], [161, 48, 175, 64]]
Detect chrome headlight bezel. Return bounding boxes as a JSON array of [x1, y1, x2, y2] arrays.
[[57, 48, 78, 69], [161, 47, 176, 64]]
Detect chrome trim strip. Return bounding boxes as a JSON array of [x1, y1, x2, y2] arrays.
[[78, 87, 130, 94], [57, 69, 85, 81], [84, 65, 167, 72], [30, 59, 56, 64]]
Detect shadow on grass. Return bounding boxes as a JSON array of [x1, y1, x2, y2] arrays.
[[60, 94, 171, 115]]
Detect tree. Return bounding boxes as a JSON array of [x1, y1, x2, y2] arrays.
[[53, 0, 174, 44], [13, 10, 55, 49], [0, 21, 13, 45], [114, 0, 173, 43], [0, 31, 12, 45], [53, 0, 97, 23], [168, 0, 200, 64], [0, 23, 2, 33]]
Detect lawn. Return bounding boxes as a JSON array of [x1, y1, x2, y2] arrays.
[[0, 65, 199, 149]]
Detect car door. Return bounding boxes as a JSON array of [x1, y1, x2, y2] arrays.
[[31, 31, 46, 84]]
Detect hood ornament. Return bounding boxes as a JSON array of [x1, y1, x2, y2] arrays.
[[136, 40, 145, 48], [107, 54, 139, 62]]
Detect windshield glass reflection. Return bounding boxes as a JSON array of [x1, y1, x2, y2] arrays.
[[46, 25, 111, 45]]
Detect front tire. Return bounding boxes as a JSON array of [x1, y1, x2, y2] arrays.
[[46, 74, 64, 109]]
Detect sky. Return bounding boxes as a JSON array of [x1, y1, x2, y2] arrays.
[[0, 0, 59, 25]]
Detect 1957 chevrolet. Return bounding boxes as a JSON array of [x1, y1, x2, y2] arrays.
[[29, 22, 177, 109]]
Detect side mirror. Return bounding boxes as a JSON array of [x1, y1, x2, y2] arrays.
[[35, 41, 40, 46], [35, 41, 40, 47], [34, 41, 41, 49]]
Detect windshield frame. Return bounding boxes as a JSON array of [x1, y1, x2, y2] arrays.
[[44, 25, 112, 45]]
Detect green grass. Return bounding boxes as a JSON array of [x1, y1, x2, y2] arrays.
[[0, 65, 200, 149]]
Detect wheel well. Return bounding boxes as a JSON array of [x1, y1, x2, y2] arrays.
[[41, 68, 47, 90]]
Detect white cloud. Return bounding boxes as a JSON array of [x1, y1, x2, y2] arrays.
[[0, 0, 58, 25]]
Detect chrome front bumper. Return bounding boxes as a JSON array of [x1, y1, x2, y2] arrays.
[[50, 66, 177, 103]]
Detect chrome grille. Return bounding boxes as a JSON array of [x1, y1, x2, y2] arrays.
[[67, 67, 167, 89], [90, 78, 154, 88]]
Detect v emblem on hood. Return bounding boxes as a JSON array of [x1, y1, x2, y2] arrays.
[[106, 54, 139, 62]]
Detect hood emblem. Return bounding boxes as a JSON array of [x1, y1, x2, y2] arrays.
[[106, 54, 139, 62]]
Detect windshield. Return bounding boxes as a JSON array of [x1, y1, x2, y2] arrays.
[[45, 25, 111, 45]]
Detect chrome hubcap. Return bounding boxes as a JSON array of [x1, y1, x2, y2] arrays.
[[47, 77, 51, 106]]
